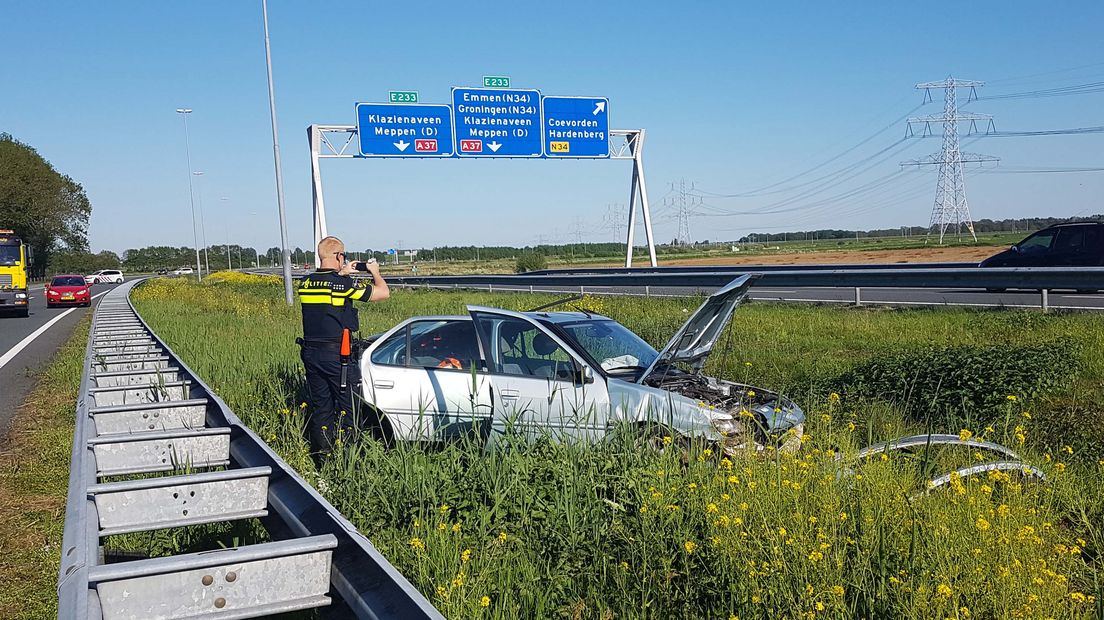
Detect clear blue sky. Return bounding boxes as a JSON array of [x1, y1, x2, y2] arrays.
[[2, 1, 1102, 254]]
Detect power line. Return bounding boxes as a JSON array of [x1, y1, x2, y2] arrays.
[[697, 103, 925, 198], [981, 125, 1104, 137], [974, 81, 1104, 101]]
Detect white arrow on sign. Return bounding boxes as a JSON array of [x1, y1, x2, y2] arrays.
[[592, 101, 606, 115], [488, 141, 502, 152], [394, 140, 410, 151]]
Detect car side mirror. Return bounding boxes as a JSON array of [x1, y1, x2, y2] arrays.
[[575, 366, 595, 385]]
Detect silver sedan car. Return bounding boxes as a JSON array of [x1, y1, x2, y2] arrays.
[[358, 275, 805, 453]]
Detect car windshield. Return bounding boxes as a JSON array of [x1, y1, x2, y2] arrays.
[[556, 319, 659, 372], [0, 245, 20, 266], [52, 276, 86, 286]]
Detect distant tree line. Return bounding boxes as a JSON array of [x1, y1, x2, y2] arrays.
[[736, 214, 1103, 244]]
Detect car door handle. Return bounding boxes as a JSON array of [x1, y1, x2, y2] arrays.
[[499, 389, 520, 399], [373, 380, 394, 389]]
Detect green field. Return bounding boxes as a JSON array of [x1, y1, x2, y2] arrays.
[[130, 273, 1103, 619]]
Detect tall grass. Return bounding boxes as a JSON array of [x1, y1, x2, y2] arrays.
[[133, 274, 1104, 619]]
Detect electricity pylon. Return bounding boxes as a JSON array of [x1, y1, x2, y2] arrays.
[[902, 77, 999, 243]]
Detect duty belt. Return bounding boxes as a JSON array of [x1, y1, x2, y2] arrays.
[[295, 337, 342, 351]]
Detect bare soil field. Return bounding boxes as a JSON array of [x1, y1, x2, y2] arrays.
[[638, 245, 999, 267]]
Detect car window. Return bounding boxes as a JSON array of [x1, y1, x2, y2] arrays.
[[52, 276, 86, 286], [370, 320, 480, 370], [1054, 227, 1086, 252], [1018, 230, 1055, 254], [0, 246, 19, 265], [1084, 227, 1103, 251], [370, 328, 408, 366], [408, 320, 480, 369], [479, 316, 576, 380], [558, 319, 659, 372]]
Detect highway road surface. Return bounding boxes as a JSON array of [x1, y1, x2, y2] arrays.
[[397, 283, 1104, 311], [0, 280, 121, 438]]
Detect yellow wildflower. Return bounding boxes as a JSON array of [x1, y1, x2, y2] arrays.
[[831, 585, 844, 597], [959, 429, 973, 442], [828, 392, 841, 402], [937, 583, 953, 599], [480, 596, 491, 608], [461, 548, 472, 563], [1006, 395, 1017, 402], [684, 540, 698, 554], [707, 503, 719, 513], [498, 531, 507, 542], [975, 517, 990, 532], [663, 435, 673, 446], [409, 537, 425, 551]]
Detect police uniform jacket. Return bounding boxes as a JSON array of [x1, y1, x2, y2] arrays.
[[296, 269, 373, 343]]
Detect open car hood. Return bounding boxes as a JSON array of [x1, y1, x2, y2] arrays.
[[637, 274, 759, 382]]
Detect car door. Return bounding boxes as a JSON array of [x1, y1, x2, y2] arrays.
[[1051, 226, 1096, 267], [467, 307, 611, 447], [362, 319, 492, 441]]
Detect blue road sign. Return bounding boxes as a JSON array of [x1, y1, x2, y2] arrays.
[[542, 96, 610, 158], [387, 248, 397, 255], [356, 103, 454, 157], [452, 87, 542, 157]]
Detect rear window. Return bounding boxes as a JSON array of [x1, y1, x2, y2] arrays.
[[52, 276, 87, 287]]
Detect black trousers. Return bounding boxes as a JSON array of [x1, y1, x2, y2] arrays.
[[300, 346, 361, 462]]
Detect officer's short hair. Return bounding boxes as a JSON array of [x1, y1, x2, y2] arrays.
[[318, 236, 344, 257]]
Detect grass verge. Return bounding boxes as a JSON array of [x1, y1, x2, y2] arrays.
[[0, 316, 88, 619], [132, 274, 1104, 619]]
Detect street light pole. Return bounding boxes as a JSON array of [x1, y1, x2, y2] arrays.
[[175, 108, 203, 281], [261, 0, 295, 304], [192, 171, 210, 274], [220, 197, 233, 270]]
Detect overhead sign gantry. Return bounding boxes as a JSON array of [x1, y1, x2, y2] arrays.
[[309, 77, 656, 267]]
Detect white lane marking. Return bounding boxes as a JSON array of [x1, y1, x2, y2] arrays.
[[0, 290, 109, 372]]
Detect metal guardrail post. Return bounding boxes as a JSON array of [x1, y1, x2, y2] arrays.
[[1042, 289, 1049, 312], [855, 287, 862, 307]]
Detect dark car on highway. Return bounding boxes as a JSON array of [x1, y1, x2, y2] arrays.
[[980, 222, 1103, 292], [980, 222, 1104, 268]]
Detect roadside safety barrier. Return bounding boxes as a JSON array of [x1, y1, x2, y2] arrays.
[[58, 280, 442, 619]]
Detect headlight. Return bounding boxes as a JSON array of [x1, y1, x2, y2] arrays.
[[711, 416, 741, 436], [15, 292, 27, 299], [48, 290, 58, 296]]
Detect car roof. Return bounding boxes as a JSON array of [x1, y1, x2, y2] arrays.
[[398, 311, 613, 325], [524, 311, 612, 324], [1048, 221, 1103, 228]]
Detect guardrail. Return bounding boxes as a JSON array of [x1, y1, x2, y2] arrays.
[[382, 266, 1104, 293], [526, 262, 980, 276], [58, 280, 442, 619]]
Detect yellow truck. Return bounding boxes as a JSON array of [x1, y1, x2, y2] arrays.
[[0, 229, 31, 317]]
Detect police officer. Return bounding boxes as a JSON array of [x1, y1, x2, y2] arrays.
[[297, 236, 389, 463]]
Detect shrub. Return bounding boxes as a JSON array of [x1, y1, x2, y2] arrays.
[[836, 342, 1081, 429], [514, 252, 546, 273]]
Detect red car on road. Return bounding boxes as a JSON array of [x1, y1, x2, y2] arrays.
[[46, 274, 92, 308]]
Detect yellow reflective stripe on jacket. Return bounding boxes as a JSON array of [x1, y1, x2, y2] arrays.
[[349, 286, 369, 301], [298, 295, 331, 304]]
